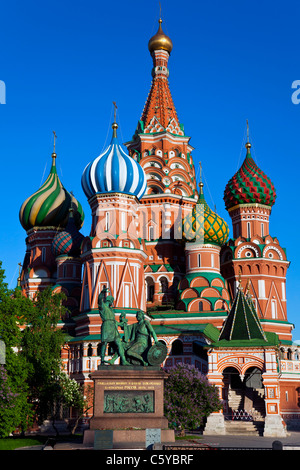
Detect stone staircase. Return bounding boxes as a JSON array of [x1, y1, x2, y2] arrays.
[[225, 420, 264, 435], [225, 388, 265, 435]]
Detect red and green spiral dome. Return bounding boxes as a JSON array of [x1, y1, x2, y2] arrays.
[[224, 143, 276, 210]]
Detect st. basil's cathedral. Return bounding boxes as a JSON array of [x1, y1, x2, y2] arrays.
[[18, 18, 300, 437]]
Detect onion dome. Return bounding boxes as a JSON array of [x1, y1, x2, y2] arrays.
[[81, 122, 147, 200], [19, 151, 84, 231], [182, 182, 229, 246], [148, 18, 173, 54], [52, 209, 84, 258], [224, 142, 276, 211]]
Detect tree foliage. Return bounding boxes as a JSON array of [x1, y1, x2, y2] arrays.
[[21, 287, 68, 423], [0, 262, 34, 436], [164, 363, 222, 435]]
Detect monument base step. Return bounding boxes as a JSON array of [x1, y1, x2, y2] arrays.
[[83, 428, 175, 449]]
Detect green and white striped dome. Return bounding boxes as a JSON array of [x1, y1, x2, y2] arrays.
[[19, 152, 84, 232]]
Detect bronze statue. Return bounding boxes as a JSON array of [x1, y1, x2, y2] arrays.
[[98, 288, 167, 366], [125, 310, 159, 366], [98, 286, 129, 365]]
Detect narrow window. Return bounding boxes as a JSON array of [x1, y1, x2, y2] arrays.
[[124, 284, 130, 308], [261, 223, 264, 237], [198, 253, 201, 267], [247, 222, 251, 239], [258, 280, 266, 299], [281, 282, 286, 301], [149, 226, 154, 241], [121, 212, 126, 232], [42, 247, 46, 263], [271, 299, 277, 319], [105, 212, 110, 231]]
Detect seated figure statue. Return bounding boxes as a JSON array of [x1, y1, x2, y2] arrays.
[[125, 310, 160, 366]]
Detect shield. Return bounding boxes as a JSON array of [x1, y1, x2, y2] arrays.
[[147, 342, 168, 366]]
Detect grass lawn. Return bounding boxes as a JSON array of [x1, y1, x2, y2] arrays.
[[0, 436, 47, 450], [175, 434, 203, 440]]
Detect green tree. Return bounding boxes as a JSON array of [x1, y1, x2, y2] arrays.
[[21, 287, 68, 425], [0, 262, 34, 436], [51, 372, 93, 435], [164, 363, 222, 436]]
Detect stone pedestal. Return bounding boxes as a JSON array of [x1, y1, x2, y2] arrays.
[[87, 366, 174, 448], [203, 412, 226, 435], [263, 415, 287, 437]]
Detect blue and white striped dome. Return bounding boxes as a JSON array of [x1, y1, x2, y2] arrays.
[[81, 123, 147, 200]]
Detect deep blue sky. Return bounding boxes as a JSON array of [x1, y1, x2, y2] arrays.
[[1, 0, 300, 341]]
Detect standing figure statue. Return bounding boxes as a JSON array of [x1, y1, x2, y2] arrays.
[[98, 286, 129, 365]]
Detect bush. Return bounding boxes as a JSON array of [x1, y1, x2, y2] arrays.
[[164, 363, 222, 435]]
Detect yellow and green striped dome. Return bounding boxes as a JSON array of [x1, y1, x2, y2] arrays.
[[19, 152, 84, 232], [182, 183, 229, 246]]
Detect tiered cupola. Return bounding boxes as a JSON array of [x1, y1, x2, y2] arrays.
[[224, 138, 276, 240], [125, 18, 198, 308], [177, 177, 230, 328], [221, 129, 291, 341], [78, 117, 148, 336], [19, 144, 84, 298]]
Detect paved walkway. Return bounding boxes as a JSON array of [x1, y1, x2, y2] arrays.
[[16, 431, 300, 451], [198, 431, 300, 449]]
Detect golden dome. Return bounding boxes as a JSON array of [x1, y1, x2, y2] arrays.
[[148, 19, 173, 54]]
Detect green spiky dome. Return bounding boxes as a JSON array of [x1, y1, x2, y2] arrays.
[[224, 143, 276, 210], [182, 183, 229, 246], [19, 152, 84, 231]]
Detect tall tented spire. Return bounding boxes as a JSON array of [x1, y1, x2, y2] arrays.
[[140, 18, 183, 136]]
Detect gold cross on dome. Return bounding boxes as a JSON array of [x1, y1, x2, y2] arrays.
[[53, 130, 57, 152], [112, 102, 117, 123]]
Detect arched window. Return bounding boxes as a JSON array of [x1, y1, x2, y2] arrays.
[[87, 343, 93, 356], [146, 277, 154, 302], [171, 339, 183, 355], [160, 277, 168, 293], [199, 301, 203, 312]]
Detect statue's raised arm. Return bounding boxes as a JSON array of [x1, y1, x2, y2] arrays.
[[98, 286, 109, 312]]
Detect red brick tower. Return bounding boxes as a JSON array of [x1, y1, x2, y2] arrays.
[[125, 19, 198, 308], [18, 144, 84, 300], [78, 118, 148, 336], [221, 131, 292, 341]]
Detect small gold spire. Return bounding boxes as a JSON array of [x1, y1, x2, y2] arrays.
[[52, 131, 57, 159], [238, 269, 243, 289], [112, 101, 118, 137], [198, 162, 204, 194], [245, 120, 251, 151]]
